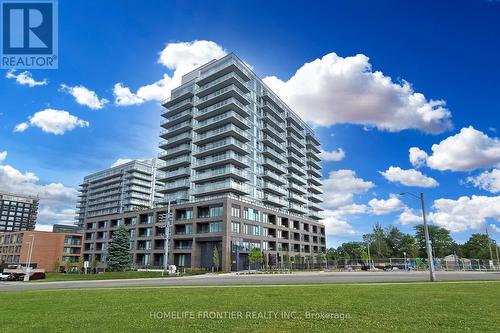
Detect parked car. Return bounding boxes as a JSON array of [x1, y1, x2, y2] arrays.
[[0, 273, 19, 281], [29, 272, 46, 280]]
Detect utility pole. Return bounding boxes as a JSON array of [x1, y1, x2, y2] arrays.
[[163, 201, 172, 276], [366, 242, 372, 270], [486, 225, 494, 268], [24, 234, 34, 282], [400, 192, 436, 281], [419, 192, 436, 282]]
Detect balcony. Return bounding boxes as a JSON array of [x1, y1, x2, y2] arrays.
[[306, 148, 321, 161], [288, 203, 308, 214], [158, 167, 191, 181], [306, 141, 321, 153], [194, 110, 250, 133], [262, 146, 287, 164], [196, 84, 249, 109], [308, 176, 323, 187], [158, 143, 191, 160], [288, 192, 308, 204], [288, 132, 305, 148], [192, 180, 249, 196], [287, 121, 305, 138], [158, 131, 192, 149], [160, 179, 191, 193], [193, 137, 248, 157], [160, 120, 193, 139], [162, 97, 193, 117], [262, 123, 286, 143], [261, 169, 287, 185], [197, 71, 250, 97], [308, 183, 323, 194], [306, 132, 321, 146], [307, 166, 322, 178], [288, 152, 306, 166], [161, 109, 193, 126], [308, 202, 323, 212], [262, 112, 285, 130], [262, 181, 287, 196], [196, 97, 250, 121], [307, 192, 323, 203], [261, 134, 286, 153], [193, 123, 249, 145], [288, 162, 306, 176], [194, 151, 248, 170], [287, 141, 305, 156], [163, 86, 195, 107], [158, 155, 191, 170], [197, 57, 251, 87], [262, 157, 287, 174], [193, 165, 249, 183], [262, 194, 288, 207], [307, 158, 321, 170], [288, 172, 307, 186]]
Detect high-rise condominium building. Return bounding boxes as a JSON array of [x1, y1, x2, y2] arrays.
[[75, 159, 162, 227], [0, 191, 39, 232], [82, 54, 325, 271], [158, 53, 323, 219]]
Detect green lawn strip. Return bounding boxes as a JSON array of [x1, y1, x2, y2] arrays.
[[1, 282, 499, 333]]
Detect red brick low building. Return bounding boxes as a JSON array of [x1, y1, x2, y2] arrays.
[[0, 231, 83, 272]]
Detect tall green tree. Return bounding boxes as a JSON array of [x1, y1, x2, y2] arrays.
[[460, 234, 493, 259], [77, 256, 84, 274], [212, 246, 220, 272], [106, 225, 132, 271], [415, 225, 457, 258], [363, 224, 391, 258], [248, 247, 262, 269], [400, 235, 419, 258]]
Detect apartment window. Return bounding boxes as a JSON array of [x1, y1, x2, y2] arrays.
[[198, 205, 223, 218], [243, 208, 259, 221], [231, 205, 241, 218], [254, 225, 261, 236], [262, 228, 268, 237], [209, 221, 223, 233], [176, 208, 193, 220], [243, 224, 251, 235], [262, 241, 269, 251], [231, 222, 240, 233], [262, 213, 268, 224]]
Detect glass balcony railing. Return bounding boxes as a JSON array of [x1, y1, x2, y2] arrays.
[[197, 97, 249, 118], [195, 151, 247, 168], [194, 137, 247, 155], [194, 123, 247, 142], [195, 110, 250, 129], [193, 166, 248, 181], [192, 180, 248, 195], [262, 157, 287, 174]]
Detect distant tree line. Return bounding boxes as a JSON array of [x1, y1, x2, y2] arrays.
[[327, 224, 499, 260]]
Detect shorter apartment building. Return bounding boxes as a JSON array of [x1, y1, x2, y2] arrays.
[[83, 196, 326, 272], [0, 191, 39, 231], [76, 159, 162, 227], [0, 231, 83, 272]]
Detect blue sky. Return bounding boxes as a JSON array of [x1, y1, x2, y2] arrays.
[[0, 0, 499, 247]]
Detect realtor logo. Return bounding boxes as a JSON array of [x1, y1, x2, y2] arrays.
[[1, 0, 58, 69]]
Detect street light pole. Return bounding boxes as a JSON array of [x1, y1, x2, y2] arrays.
[[400, 192, 436, 282], [24, 234, 35, 281]]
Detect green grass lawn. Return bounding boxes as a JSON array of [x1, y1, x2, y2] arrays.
[[34, 270, 206, 282], [2, 282, 499, 332]]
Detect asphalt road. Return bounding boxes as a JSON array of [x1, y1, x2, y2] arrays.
[[1, 271, 499, 292]]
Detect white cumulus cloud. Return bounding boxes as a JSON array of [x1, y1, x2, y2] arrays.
[[319, 148, 345, 162], [320, 210, 356, 236], [368, 196, 405, 215], [114, 40, 227, 106], [409, 147, 428, 168], [14, 109, 89, 135], [322, 169, 374, 209], [466, 169, 500, 193], [412, 126, 500, 172], [6, 70, 47, 87], [398, 208, 423, 225], [380, 166, 439, 188], [60, 84, 109, 110], [429, 195, 500, 232], [0, 153, 78, 228], [263, 53, 452, 134], [0, 151, 6, 162]]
